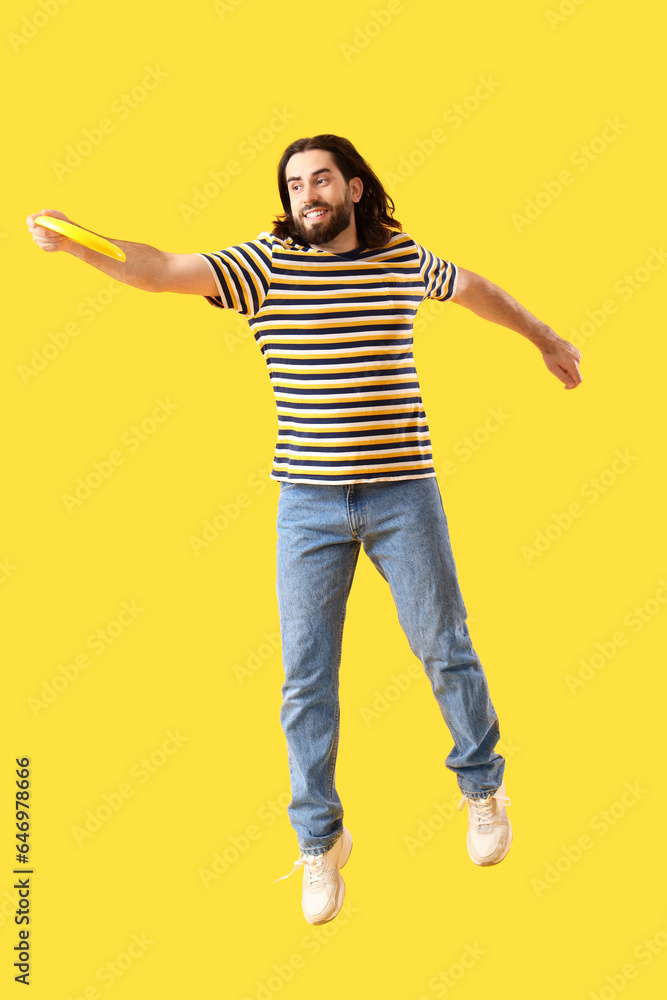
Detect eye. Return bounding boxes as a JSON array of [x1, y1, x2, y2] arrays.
[[290, 177, 328, 193]]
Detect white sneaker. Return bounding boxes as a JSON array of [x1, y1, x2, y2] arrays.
[[458, 782, 512, 866], [274, 827, 353, 924]]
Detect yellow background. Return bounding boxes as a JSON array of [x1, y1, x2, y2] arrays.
[[2, 0, 666, 997]]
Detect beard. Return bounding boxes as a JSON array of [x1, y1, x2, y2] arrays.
[[291, 187, 355, 247]]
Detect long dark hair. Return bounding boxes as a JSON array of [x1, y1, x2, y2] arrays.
[[272, 134, 402, 249]]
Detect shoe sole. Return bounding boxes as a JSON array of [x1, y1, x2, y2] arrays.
[[304, 828, 353, 925]]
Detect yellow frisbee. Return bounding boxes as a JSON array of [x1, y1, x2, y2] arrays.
[[34, 216, 126, 262]]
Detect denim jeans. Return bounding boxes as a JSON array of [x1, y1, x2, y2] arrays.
[[275, 475, 505, 855]]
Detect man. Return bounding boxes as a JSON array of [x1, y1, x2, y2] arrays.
[[27, 133, 582, 928]]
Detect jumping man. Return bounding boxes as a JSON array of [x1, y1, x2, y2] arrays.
[[27, 132, 582, 927]]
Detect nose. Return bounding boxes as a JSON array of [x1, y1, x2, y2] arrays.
[[303, 182, 324, 207]]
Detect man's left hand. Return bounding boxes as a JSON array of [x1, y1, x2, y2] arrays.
[[540, 338, 583, 389]]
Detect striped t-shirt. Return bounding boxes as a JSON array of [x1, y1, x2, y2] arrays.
[[196, 230, 458, 485]]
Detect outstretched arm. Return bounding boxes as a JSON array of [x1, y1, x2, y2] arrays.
[[451, 267, 582, 390], [26, 209, 218, 296]]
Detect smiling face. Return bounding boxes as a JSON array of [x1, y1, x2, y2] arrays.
[[285, 148, 363, 251]]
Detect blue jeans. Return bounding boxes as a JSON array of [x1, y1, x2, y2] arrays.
[[275, 476, 505, 855]]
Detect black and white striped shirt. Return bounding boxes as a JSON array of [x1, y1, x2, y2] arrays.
[[197, 230, 457, 484]]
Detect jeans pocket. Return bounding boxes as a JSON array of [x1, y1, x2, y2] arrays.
[[279, 481, 300, 491]]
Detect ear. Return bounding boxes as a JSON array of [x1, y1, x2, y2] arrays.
[[349, 176, 363, 203]]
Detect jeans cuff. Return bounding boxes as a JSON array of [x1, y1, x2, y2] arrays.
[[460, 786, 500, 800], [299, 830, 343, 855]]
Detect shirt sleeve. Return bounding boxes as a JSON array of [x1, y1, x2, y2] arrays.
[[195, 233, 273, 317], [416, 243, 458, 303]]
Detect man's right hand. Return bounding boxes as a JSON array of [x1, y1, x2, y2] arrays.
[[26, 209, 74, 253], [25, 208, 220, 297]]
